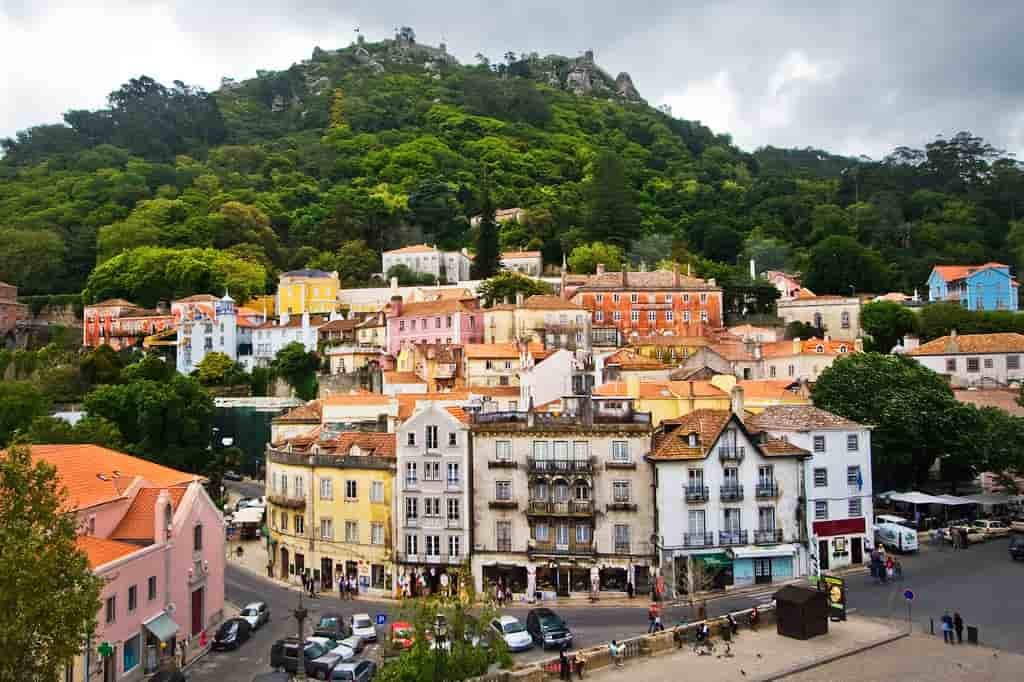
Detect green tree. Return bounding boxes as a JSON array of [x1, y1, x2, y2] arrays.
[[25, 415, 125, 450], [0, 381, 50, 445], [272, 342, 320, 401], [803, 236, 888, 295], [860, 301, 920, 352], [195, 352, 247, 386], [585, 152, 640, 247], [477, 271, 553, 307], [785, 321, 824, 339], [386, 264, 437, 286], [79, 345, 128, 387], [567, 242, 624, 274], [0, 228, 66, 295], [470, 186, 501, 280], [813, 353, 971, 488], [308, 239, 380, 287], [0, 443, 104, 681]]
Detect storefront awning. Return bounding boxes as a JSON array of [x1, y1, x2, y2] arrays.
[[698, 553, 732, 569], [731, 544, 799, 560], [143, 612, 179, 642]]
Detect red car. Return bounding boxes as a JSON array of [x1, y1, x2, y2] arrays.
[[391, 621, 414, 649]]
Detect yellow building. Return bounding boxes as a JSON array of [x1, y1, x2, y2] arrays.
[[631, 335, 710, 364], [266, 432, 396, 597], [246, 294, 276, 318], [594, 375, 730, 426], [710, 376, 812, 413], [276, 268, 340, 315], [482, 295, 591, 348]]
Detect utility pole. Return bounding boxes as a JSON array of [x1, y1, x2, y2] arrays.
[[294, 592, 309, 679]]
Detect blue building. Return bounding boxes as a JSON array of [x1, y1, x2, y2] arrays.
[[926, 263, 1018, 311]]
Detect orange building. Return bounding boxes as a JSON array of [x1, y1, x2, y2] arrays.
[[568, 267, 723, 341]]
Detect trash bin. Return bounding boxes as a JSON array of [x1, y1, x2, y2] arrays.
[[967, 625, 979, 644]]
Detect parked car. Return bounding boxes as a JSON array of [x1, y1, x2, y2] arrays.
[[490, 615, 533, 652], [213, 617, 252, 650], [339, 634, 365, 654], [1010, 535, 1024, 560], [308, 636, 356, 662], [270, 638, 329, 673], [314, 613, 351, 639], [1010, 517, 1024, 533], [223, 470, 243, 481], [351, 613, 377, 642], [390, 621, 414, 649], [875, 523, 919, 552], [944, 522, 985, 545], [329, 660, 378, 682], [973, 519, 1011, 538], [307, 640, 358, 682], [151, 672, 188, 682], [526, 608, 572, 649], [239, 601, 270, 630]]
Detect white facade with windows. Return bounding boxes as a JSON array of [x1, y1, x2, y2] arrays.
[[906, 332, 1024, 388], [747, 406, 874, 574], [395, 401, 471, 592], [382, 245, 472, 284]]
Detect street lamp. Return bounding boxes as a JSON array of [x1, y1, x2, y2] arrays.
[[293, 592, 309, 679]]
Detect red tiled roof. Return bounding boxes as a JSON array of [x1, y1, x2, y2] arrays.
[[907, 333, 1024, 356], [932, 263, 1009, 283], [594, 381, 726, 399], [393, 299, 475, 316], [575, 270, 719, 291], [604, 348, 670, 370], [274, 400, 322, 423], [87, 299, 136, 308], [745, 405, 864, 431], [464, 342, 544, 359], [446, 406, 470, 424], [648, 410, 732, 461], [174, 294, 219, 304], [384, 371, 426, 385], [314, 432, 396, 458], [254, 315, 331, 330], [470, 386, 522, 397], [110, 487, 188, 543], [737, 379, 805, 400], [954, 389, 1024, 417], [502, 251, 542, 259], [520, 295, 587, 311], [76, 535, 142, 569], [761, 338, 855, 358], [385, 244, 440, 255], [322, 391, 390, 406], [28, 445, 199, 511], [397, 392, 470, 420]]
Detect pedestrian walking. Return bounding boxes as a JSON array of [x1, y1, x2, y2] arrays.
[[559, 646, 571, 681], [941, 611, 954, 644], [954, 612, 964, 644], [626, 581, 634, 599], [894, 559, 903, 579], [885, 556, 894, 581], [647, 603, 659, 633], [608, 641, 624, 668], [574, 649, 587, 679]]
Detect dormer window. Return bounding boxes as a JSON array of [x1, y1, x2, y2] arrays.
[[839, 345, 848, 353], [815, 344, 824, 354], [688, 432, 698, 447]]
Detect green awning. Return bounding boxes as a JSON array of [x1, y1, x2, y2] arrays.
[[143, 612, 179, 642], [698, 553, 733, 569]]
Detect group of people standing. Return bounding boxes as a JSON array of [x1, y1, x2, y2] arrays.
[[398, 569, 454, 599], [868, 547, 903, 583], [558, 645, 589, 679], [493, 578, 514, 606], [337, 574, 359, 599], [941, 611, 966, 644]]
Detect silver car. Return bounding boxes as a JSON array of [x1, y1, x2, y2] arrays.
[[239, 602, 270, 630]]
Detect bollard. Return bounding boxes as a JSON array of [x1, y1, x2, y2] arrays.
[[929, 618, 934, 635], [967, 625, 979, 645]]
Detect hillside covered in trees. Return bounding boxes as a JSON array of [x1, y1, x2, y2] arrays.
[[2, 30, 1023, 305]]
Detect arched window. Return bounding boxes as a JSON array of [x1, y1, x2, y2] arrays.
[[815, 344, 824, 354], [553, 481, 569, 503]]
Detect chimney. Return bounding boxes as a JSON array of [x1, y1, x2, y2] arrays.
[[154, 489, 172, 547], [730, 385, 745, 417], [823, 333, 831, 342], [515, 292, 525, 307], [390, 295, 403, 317], [687, 263, 692, 277], [390, 277, 399, 290], [596, 263, 606, 275]]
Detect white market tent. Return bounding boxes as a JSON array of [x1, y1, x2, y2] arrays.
[[888, 492, 949, 505]]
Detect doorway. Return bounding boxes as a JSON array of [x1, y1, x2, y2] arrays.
[[321, 558, 334, 591], [753, 559, 772, 584], [818, 540, 830, 571], [280, 548, 289, 579], [851, 537, 863, 565], [557, 569, 570, 596], [103, 647, 116, 682], [191, 587, 204, 636]]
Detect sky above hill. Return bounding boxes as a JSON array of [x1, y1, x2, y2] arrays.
[[3, 1, 1023, 159]]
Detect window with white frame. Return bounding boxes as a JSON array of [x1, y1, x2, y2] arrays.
[[424, 498, 441, 517], [596, 294, 604, 304], [612, 480, 631, 502], [814, 500, 828, 520], [345, 479, 357, 500], [496, 441, 511, 460], [665, 293, 673, 303], [424, 461, 441, 481], [447, 462, 460, 485], [345, 520, 358, 543], [630, 293, 639, 304], [595, 311, 604, 322], [371, 522, 384, 545], [295, 515, 304, 535], [813, 436, 826, 452], [814, 468, 828, 487], [630, 310, 639, 322], [614, 524, 631, 551], [683, 311, 691, 322], [319, 477, 333, 500], [848, 498, 862, 517], [406, 534, 418, 556], [449, 536, 461, 557], [611, 441, 629, 462], [407, 432, 416, 447], [613, 311, 621, 322], [320, 518, 334, 540], [700, 310, 708, 322], [576, 524, 591, 544], [405, 497, 418, 521], [281, 513, 288, 531], [370, 481, 384, 503], [426, 425, 438, 449], [847, 465, 861, 486], [447, 498, 460, 520], [967, 357, 980, 372], [648, 310, 657, 322], [293, 475, 305, 498], [496, 521, 512, 551], [700, 293, 708, 304], [666, 310, 674, 321], [612, 293, 620, 304], [448, 431, 458, 447], [533, 441, 549, 460], [534, 522, 549, 542], [425, 535, 441, 556], [496, 481, 512, 500], [1009, 355, 1021, 370], [847, 434, 859, 451], [574, 441, 589, 460]]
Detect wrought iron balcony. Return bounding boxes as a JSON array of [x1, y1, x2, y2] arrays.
[[527, 541, 594, 557], [683, 532, 714, 548], [527, 457, 594, 474], [753, 528, 783, 545], [718, 446, 745, 462], [685, 486, 710, 502], [488, 499, 518, 510], [268, 494, 306, 510], [526, 500, 594, 516], [720, 484, 744, 501], [718, 530, 748, 546], [755, 482, 780, 499], [613, 543, 632, 555]]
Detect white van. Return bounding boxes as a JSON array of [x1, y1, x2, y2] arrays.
[[875, 522, 918, 552]]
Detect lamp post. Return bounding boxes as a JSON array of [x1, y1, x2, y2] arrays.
[[433, 618, 448, 682], [293, 592, 309, 679]]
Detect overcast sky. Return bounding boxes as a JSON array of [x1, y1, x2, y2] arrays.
[[3, 1, 1024, 158]]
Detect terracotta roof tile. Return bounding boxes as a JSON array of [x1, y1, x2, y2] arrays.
[[28, 445, 199, 511], [604, 348, 670, 370], [174, 294, 220, 303], [446, 406, 470, 423], [520, 295, 587, 311], [759, 437, 811, 457], [393, 299, 475, 316], [575, 270, 719, 291], [760, 338, 856, 358], [954, 388, 1024, 417], [319, 319, 359, 332], [648, 409, 732, 461], [384, 244, 441, 255], [708, 342, 756, 362], [907, 333, 1024, 356], [464, 342, 544, 359], [254, 315, 331, 330], [502, 251, 542, 259], [274, 400, 322, 423], [311, 432, 396, 458], [110, 487, 188, 542], [87, 299, 137, 308], [745, 405, 863, 431], [633, 335, 710, 347], [384, 371, 426, 385], [397, 392, 470, 420], [932, 263, 1009, 282], [76, 535, 142, 569], [594, 380, 726, 399], [737, 380, 806, 400], [469, 386, 522, 397], [322, 391, 390, 406]]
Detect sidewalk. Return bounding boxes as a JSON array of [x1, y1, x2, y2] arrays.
[[582, 615, 906, 682]]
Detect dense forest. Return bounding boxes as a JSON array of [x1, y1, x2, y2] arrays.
[[2, 33, 1023, 306]]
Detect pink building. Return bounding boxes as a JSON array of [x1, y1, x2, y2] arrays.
[[31, 445, 226, 682], [0, 280, 27, 347], [385, 295, 483, 355]]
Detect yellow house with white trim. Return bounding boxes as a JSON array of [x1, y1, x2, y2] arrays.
[[266, 432, 396, 597], [277, 268, 339, 315]]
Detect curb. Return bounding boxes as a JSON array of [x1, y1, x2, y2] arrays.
[[754, 629, 910, 681]]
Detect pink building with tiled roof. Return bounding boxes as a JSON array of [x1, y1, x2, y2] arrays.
[[385, 295, 482, 355], [29, 444, 225, 681], [83, 298, 174, 350]]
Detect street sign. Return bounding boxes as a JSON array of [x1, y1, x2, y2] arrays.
[[375, 613, 387, 626], [823, 575, 847, 621], [903, 589, 914, 632], [904, 589, 914, 601]]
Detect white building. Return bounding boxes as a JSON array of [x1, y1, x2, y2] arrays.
[[906, 331, 1024, 388], [777, 295, 861, 342], [382, 244, 472, 284], [519, 349, 601, 410], [500, 250, 543, 276], [394, 401, 472, 594], [252, 312, 332, 368], [746, 405, 874, 574], [648, 395, 809, 597], [176, 293, 255, 375]]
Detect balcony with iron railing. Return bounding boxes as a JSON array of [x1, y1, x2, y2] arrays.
[[613, 543, 632, 555], [719, 530, 748, 546], [496, 540, 513, 552], [720, 484, 744, 501], [395, 552, 462, 565], [683, 532, 714, 548], [526, 500, 594, 516], [755, 482, 780, 499], [606, 501, 639, 512], [489, 498, 518, 510], [268, 494, 307, 510], [528, 540, 595, 557], [527, 457, 594, 474], [718, 446, 745, 462], [753, 528, 783, 545], [685, 486, 710, 502]]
